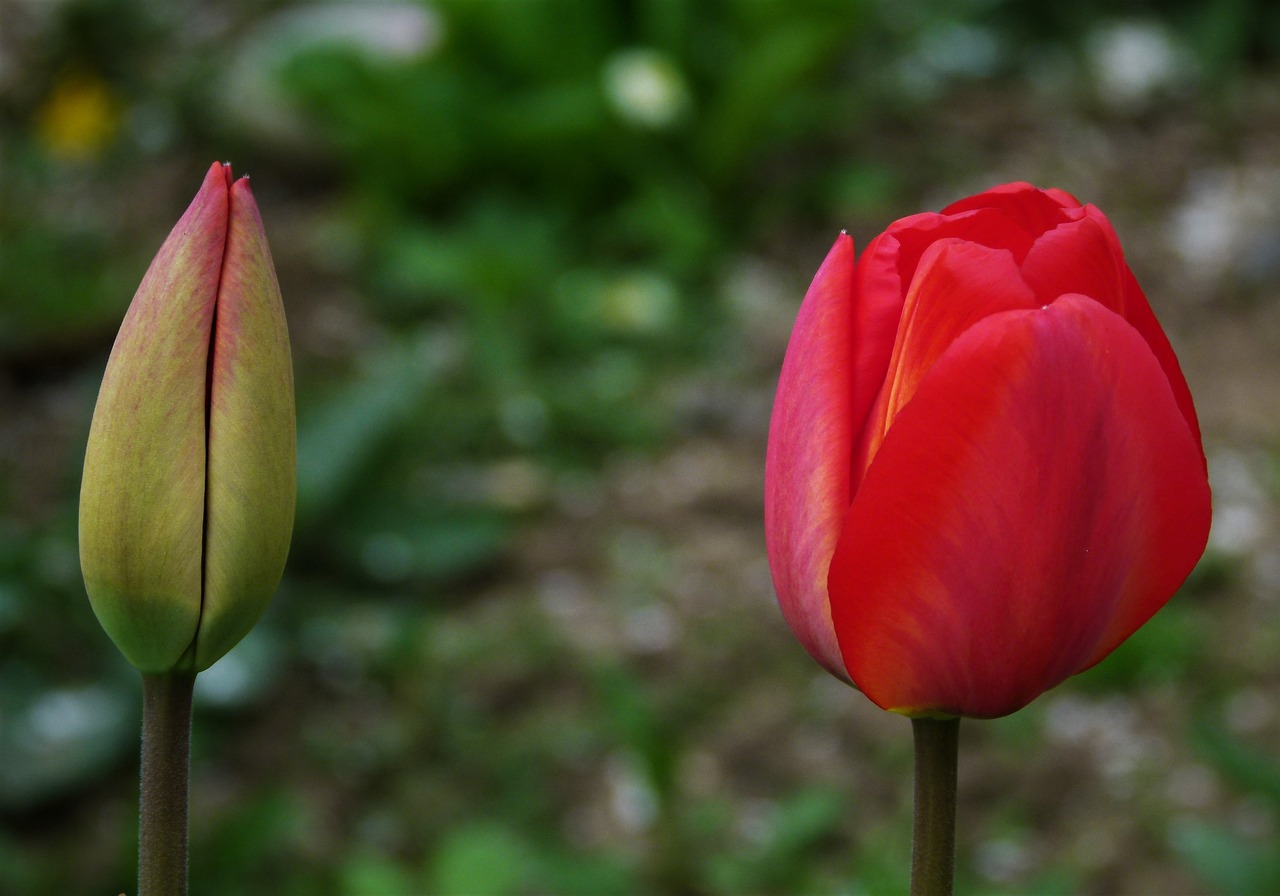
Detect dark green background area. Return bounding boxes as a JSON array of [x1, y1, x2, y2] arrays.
[[1, 0, 1277, 893]]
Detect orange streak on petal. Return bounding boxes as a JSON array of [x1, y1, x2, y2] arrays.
[[854, 240, 1038, 480]]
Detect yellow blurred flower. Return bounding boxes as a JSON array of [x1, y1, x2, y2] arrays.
[[36, 72, 121, 160]]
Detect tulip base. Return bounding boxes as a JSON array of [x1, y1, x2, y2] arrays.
[[910, 716, 959, 896], [139, 671, 195, 896]]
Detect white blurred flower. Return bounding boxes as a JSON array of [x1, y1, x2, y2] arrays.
[[221, 3, 443, 148], [1087, 20, 1191, 109], [1207, 449, 1269, 555], [606, 753, 658, 831], [1168, 166, 1280, 284], [602, 48, 690, 129], [264, 2, 442, 61]]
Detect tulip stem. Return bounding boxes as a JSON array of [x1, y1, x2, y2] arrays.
[[139, 671, 195, 896], [910, 716, 959, 896]]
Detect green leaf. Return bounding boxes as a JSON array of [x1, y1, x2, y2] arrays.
[[427, 822, 533, 896]]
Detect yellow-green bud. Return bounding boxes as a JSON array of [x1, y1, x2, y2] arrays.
[[79, 162, 296, 673]]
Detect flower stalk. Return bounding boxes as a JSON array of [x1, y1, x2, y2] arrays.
[[910, 717, 959, 896], [139, 672, 195, 896]]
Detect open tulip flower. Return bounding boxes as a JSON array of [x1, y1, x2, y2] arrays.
[[765, 183, 1211, 720], [80, 162, 295, 675]]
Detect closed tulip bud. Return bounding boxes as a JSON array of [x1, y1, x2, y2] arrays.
[[80, 162, 295, 674], [765, 183, 1211, 719]]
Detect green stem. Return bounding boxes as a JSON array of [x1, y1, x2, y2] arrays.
[[139, 671, 195, 896], [910, 717, 959, 896]]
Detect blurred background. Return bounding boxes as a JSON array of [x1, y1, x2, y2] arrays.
[[2, 0, 1280, 893]]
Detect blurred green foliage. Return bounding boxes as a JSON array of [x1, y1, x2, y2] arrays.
[[1, 0, 1278, 893], [1172, 721, 1280, 895]]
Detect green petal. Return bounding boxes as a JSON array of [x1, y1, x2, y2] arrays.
[[79, 162, 228, 672], [194, 175, 296, 672]]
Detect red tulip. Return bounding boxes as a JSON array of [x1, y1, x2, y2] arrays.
[[764, 183, 1211, 719]]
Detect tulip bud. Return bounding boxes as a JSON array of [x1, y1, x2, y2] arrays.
[[80, 162, 295, 674]]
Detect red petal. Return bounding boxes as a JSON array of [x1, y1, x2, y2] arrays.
[[1042, 187, 1082, 208], [846, 212, 1040, 440], [1089, 207, 1204, 450], [941, 182, 1082, 233], [828, 295, 1211, 718], [765, 234, 857, 678], [1021, 215, 1128, 310], [1023, 208, 1204, 453], [877, 208, 1038, 282], [1114, 264, 1204, 450], [853, 239, 1038, 481]]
